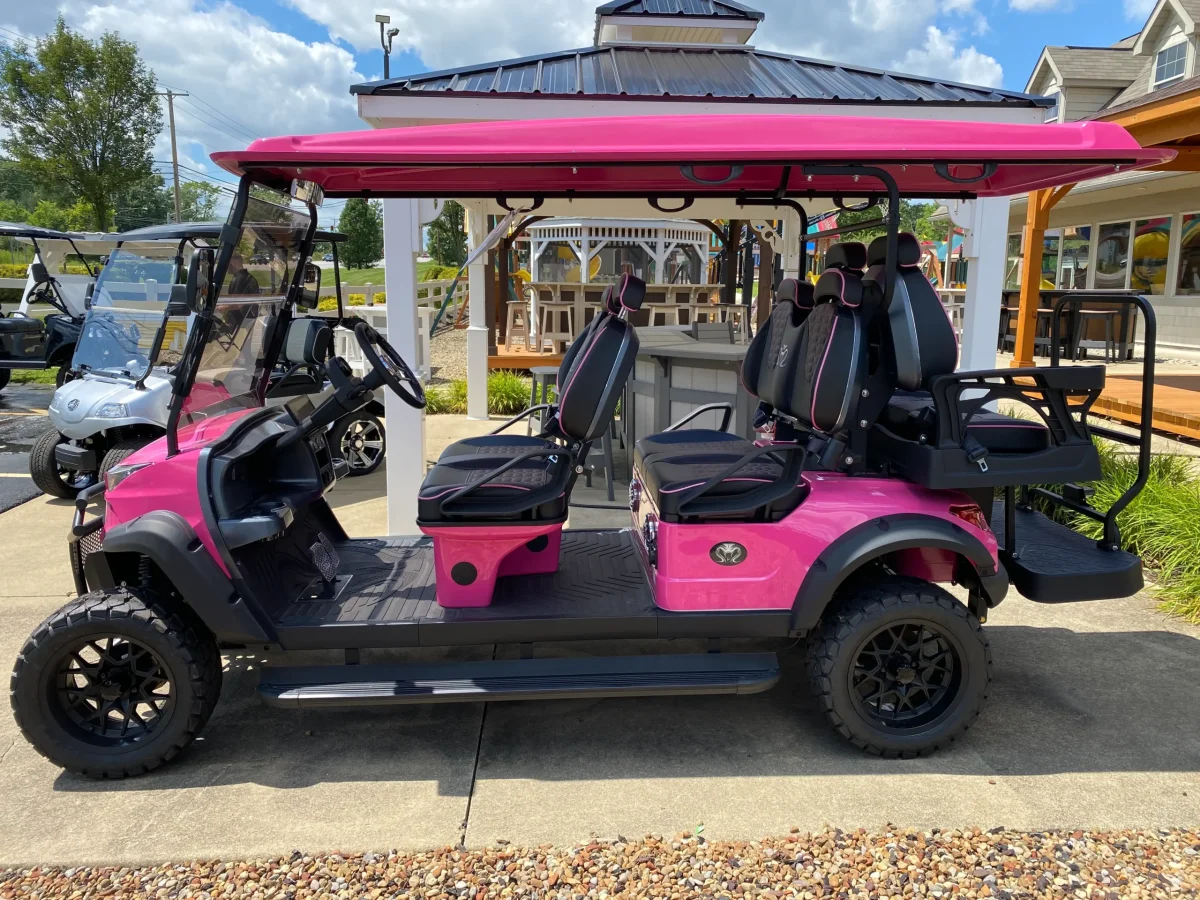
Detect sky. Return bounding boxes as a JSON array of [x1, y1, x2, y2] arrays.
[[0, 0, 1165, 222]]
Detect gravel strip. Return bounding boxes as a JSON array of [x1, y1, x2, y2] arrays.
[[430, 327, 469, 384], [3, 828, 1197, 899]]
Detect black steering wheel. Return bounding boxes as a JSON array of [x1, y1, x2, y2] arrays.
[[355, 321, 426, 410]]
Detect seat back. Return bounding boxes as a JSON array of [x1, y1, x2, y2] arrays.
[[281, 317, 332, 366], [555, 274, 645, 442], [740, 278, 813, 410], [865, 233, 957, 391]]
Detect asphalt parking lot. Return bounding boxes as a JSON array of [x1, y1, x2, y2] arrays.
[[0, 384, 52, 513]]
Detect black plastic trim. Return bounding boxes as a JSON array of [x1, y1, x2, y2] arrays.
[[790, 514, 997, 630], [55, 443, 97, 472], [101, 511, 273, 644]]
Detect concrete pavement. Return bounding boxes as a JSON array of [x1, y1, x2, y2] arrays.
[[0, 415, 1197, 866]]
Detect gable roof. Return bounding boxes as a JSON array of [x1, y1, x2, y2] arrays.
[[353, 45, 1050, 108], [594, 0, 764, 19], [1133, 0, 1200, 55]]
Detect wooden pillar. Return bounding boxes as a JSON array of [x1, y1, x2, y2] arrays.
[[756, 238, 775, 330], [497, 236, 510, 347], [1012, 184, 1074, 368], [723, 219, 741, 305], [741, 226, 755, 308]]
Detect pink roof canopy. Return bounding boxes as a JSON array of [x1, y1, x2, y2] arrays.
[[210, 114, 1174, 200]]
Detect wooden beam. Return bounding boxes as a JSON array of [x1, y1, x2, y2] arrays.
[[1148, 146, 1200, 171], [1012, 190, 1051, 369]]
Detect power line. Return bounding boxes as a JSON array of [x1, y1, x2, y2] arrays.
[[156, 79, 262, 143]]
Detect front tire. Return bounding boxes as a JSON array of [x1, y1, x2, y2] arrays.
[[29, 428, 94, 499], [55, 365, 74, 388], [99, 439, 150, 482], [806, 577, 992, 758], [10, 589, 222, 778], [331, 411, 386, 476]]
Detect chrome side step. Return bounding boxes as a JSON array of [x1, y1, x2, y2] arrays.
[[258, 652, 780, 708]]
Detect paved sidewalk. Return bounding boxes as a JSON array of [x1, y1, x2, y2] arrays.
[[0, 416, 1197, 867]]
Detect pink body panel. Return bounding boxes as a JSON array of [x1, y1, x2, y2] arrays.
[[634, 472, 996, 612], [419, 522, 563, 608], [103, 409, 257, 578], [211, 116, 1172, 201]]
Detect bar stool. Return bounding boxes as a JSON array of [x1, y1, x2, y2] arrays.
[[504, 300, 531, 351], [537, 301, 575, 354], [527, 366, 558, 435]]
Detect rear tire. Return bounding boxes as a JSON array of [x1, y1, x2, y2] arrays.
[[29, 428, 94, 499], [0, 368, 10, 392], [99, 440, 149, 482], [331, 411, 386, 476], [806, 577, 991, 758], [10, 588, 222, 778]]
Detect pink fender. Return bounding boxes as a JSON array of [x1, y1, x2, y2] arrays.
[[634, 472, 997, 612], [102, 409, 257, 577]]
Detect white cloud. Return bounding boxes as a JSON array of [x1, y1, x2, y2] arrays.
[[1123, 0, 1157, 19], [1009, 0, 1062, 11], [898, 26, 1004, 87]]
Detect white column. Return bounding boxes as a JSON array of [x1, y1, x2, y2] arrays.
[[382, 198, 426, 533], [955, 196, 1009, 373], [465, 201, 490, 419]]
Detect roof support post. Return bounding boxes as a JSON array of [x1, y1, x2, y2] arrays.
[[466, 201, 490, 419], [952, 196, 1009, 373], [1012, 183, 1074, 368], [382, 197, 426, 531], [723, 219, 741, 305]]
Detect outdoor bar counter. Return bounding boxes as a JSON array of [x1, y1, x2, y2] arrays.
[[625, 326, 754, 450]]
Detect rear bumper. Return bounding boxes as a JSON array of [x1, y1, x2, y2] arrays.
[[55, 442, 97, 472]]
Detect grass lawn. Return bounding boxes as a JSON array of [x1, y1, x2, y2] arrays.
[[320, 262, 446, 287], [9, 368, 57, 385]]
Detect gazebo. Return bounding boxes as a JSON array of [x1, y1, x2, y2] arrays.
[[350, 0, 1054, 529]]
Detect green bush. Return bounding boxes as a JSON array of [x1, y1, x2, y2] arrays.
[[487, 370, 531, 416], [347, 292, 385, 306], [0, 262, 92, 278], [425, 379, 468, 415], [1064, 440, 1200, 622], [317, 296, 339, 312]]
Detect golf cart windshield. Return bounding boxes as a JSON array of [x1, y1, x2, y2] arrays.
[[182, 192, 313, 422], [73, 244, 190, 379]]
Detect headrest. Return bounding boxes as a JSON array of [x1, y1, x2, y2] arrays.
[[824, 242, 867, 272], [614, 273, 647, 312], [776, 278, 814, 310], [867, 233, 922, 268], [814, 268, 863, 308], [282, 316, 332, 367], [601, 284, 617, 315]]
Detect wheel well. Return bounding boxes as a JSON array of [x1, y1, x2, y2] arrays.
[[48, 345, 75, 366], [102, 552, 217, 646]]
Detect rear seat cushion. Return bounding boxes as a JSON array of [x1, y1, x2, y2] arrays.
[[883, 391, 1050, 453], [439, 433, 555, 461], [640, 451, 804, 520], [633, 430, 750, 471]]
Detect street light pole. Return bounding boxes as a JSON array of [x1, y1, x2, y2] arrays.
[[156, 89, 189, 223], [376, 14, 399, 80]]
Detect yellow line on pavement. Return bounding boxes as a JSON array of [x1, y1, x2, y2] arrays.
[[0, 472, 30, 478], [0, 411, 44, 417]]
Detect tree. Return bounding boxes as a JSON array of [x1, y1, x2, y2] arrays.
[[0, 18, 162, 231], [179, 182, 221, 221], [337, 198, 384, 269], [426, 200, 466, 268], [0, 199, 29, 223], [832, 199, 942, 244]]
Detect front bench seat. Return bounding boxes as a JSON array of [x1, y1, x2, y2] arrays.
[[0, 314, 45, 335], [418, 292, 640, 524]]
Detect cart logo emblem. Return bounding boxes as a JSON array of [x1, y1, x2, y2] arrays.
[[67, 399, 79, 411], [777, 345, 789, 366], [710, 541, 747, 566]]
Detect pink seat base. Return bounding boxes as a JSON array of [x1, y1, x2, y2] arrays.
[[419, 522, 563, 608]]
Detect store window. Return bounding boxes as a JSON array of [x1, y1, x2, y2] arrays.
[[1095, 221, 1131, 290], [1131, 217, 1173, 295], [1005, 233, 1022, 290], [536, 242, 581, 283], [1177, 213, 1200, 295], [1058, 226, 1092, 289], [1155, 42, 1187, 88], [1042, 230, 1061, 287]]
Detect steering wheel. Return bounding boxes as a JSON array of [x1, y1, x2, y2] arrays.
[[355, 321, 426, 410]]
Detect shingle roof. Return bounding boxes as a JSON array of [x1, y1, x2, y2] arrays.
[[1105, 56, 1155, 107], [353, 45, 1050, 108], [1097, 70, 1200, 118], [1042, 46, 1148, 83], [595, 0, 764, 19]]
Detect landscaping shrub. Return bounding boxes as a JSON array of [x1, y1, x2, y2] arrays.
[[347, 292, 385, 305], [487, 370, 531, 416], [424, 379, 468, 415], [1066, 440, 1200, 622]]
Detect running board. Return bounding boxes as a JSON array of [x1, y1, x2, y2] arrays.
[[258, 652, 780, 709]]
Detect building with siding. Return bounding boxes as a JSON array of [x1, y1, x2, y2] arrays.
[[1011, 0, 1200, 355]]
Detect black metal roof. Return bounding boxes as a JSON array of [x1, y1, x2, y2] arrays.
[[0, 222, 82, 241], [117, 222, 345, 242], [594, 0, 764, 20], [352, 46, 1050, 108]]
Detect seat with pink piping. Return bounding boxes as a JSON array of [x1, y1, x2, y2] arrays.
[[635, 271, 867, 522]]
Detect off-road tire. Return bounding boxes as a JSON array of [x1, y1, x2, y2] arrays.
[[0, 367, 10, 392], [29, 428, 88, 499], [10, 588, 222, 778], [99, 440, 149, 482], [806, 576, 991, 758]]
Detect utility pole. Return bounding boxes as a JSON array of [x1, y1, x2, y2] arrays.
[[156, 89, 189, 223]]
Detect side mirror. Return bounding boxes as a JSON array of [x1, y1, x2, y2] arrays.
[[186, 248, 215, 314], [29, 262, 49, 286], [297, 263, 321, 311], [84, 283, 95, 310], [305, 263, 321, 285]]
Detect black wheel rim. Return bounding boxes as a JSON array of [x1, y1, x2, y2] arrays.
[[849, 619, 962, 731], [51, 635, 174, 745], [339, 418, 384, 471]]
